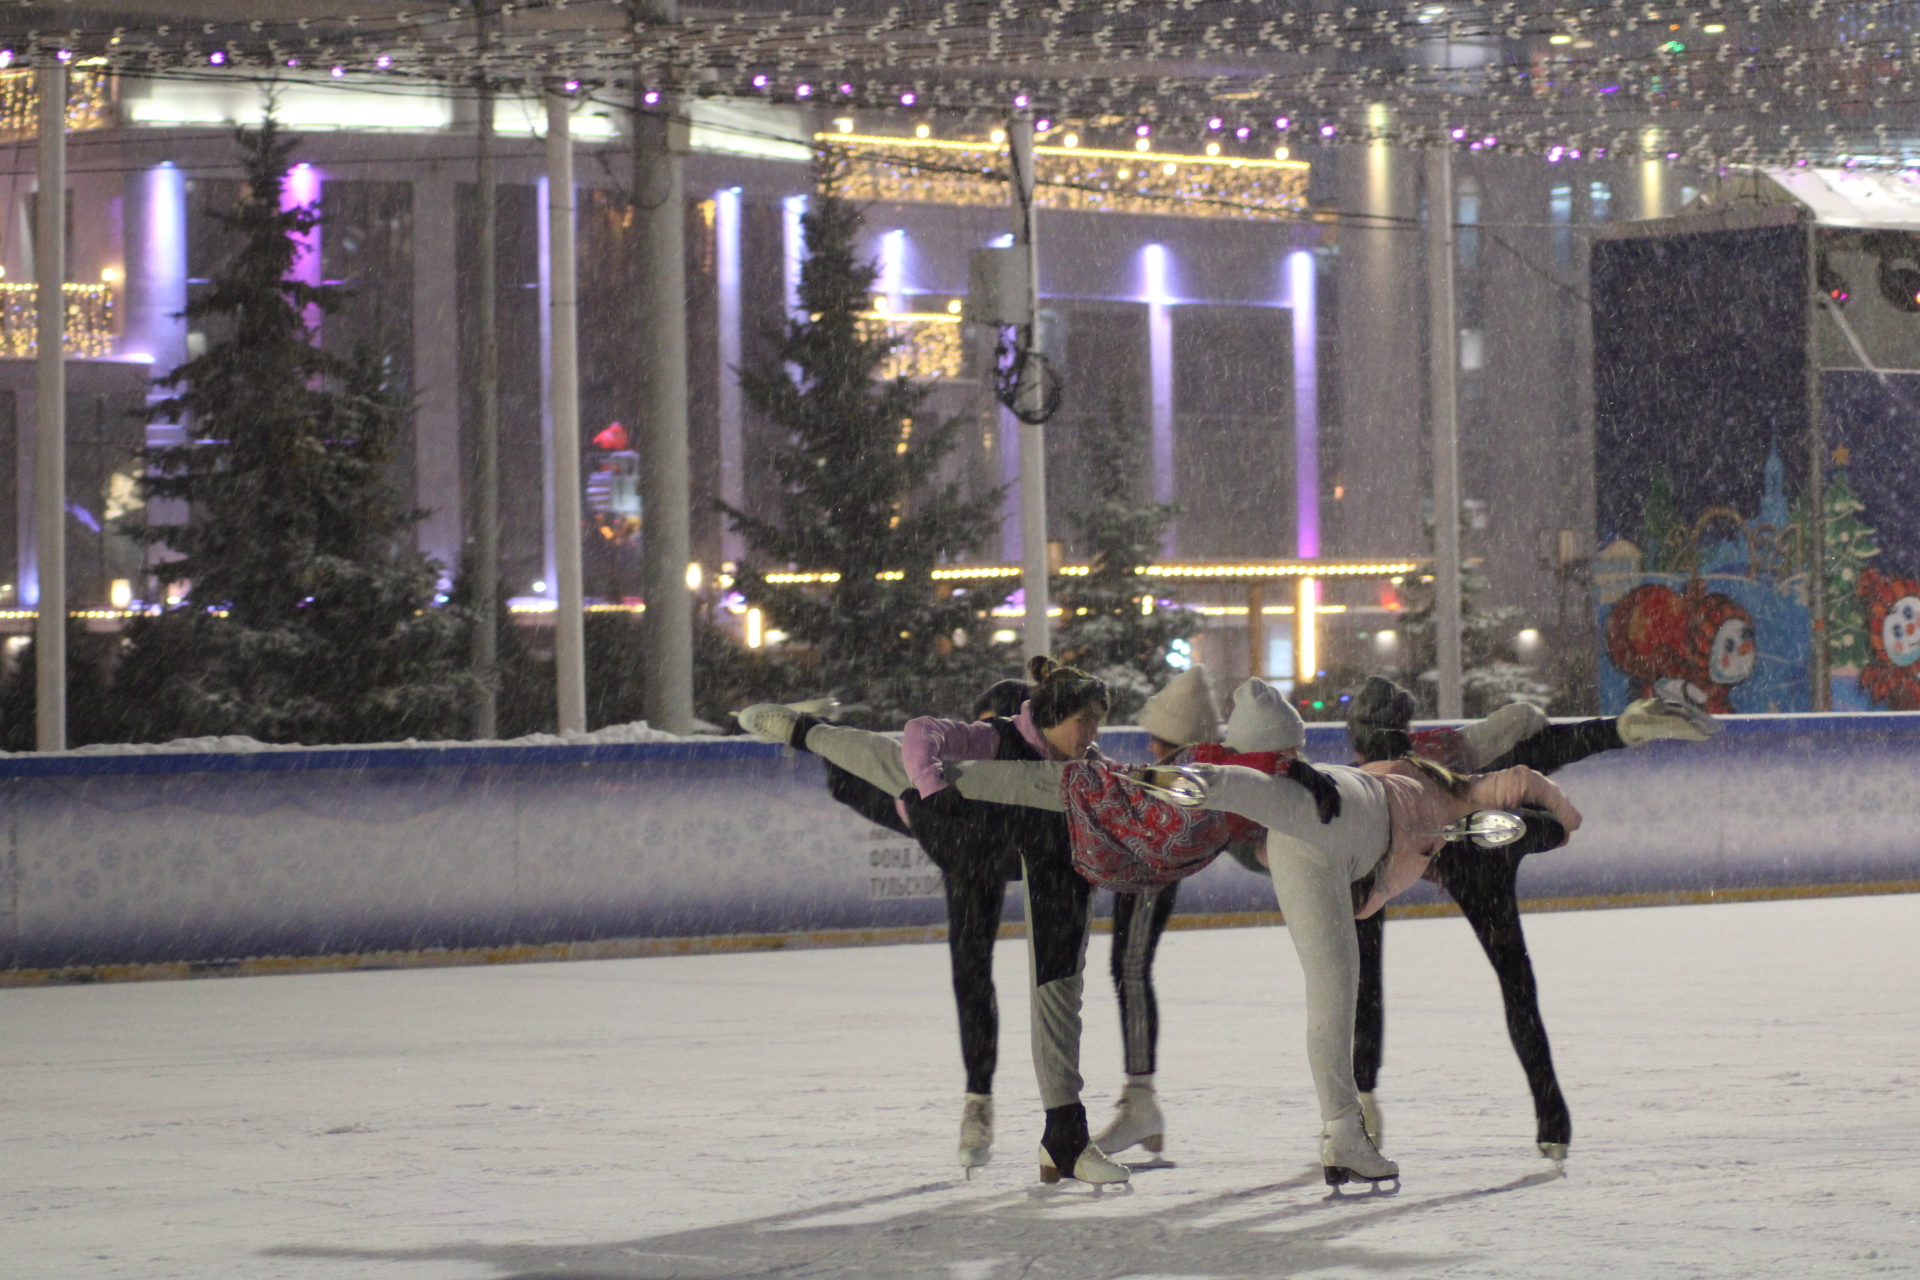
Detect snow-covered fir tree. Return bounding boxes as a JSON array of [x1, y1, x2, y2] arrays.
[[113, 119, 472, 744], [1050, 398, 1198, 723], [722, 163, 1016, 726], [1396, 517, 1556, 716]]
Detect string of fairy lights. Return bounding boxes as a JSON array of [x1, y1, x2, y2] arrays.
[[2, 0, 1920, 166]]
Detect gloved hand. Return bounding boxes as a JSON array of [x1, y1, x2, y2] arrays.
[[1285, 758, 1343, 824]]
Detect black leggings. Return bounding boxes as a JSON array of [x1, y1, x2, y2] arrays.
[[1110, 882, 1181, 1076], [826, 764, 1012, 1096], [1352, 717, 1619, 1146]]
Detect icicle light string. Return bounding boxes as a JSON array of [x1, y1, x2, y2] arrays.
[[2, 0, 1920, 165]]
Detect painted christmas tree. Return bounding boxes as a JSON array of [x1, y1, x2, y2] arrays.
[[1821, 448, 1880, 675], [1639, 463, 1680, 574]]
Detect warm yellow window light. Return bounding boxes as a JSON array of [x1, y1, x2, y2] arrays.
[[686, 562, 704, 591], [109, 578, 132, 609], [746, 607, 764, 648], [100, 266, 121, 284]]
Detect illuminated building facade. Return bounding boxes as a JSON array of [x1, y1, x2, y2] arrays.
[[0, 72, 1660, 695]]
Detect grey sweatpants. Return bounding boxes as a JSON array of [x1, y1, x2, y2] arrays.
[[950, 760, 1392, 1125], [801, 723, 1092, 1110]]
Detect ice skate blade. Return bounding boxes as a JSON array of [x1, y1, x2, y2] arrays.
[[1123, 1156, 1177, 1172], [1323, 1167, 1400, 1198]]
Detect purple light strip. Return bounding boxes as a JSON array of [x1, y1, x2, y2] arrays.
[[1289, 249, 1319, 559]]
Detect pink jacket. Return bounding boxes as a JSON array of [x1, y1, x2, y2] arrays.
[[1354, 761, 1582, 919], [901, 702, 1054, 799]]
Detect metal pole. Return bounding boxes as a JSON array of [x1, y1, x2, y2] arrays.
[[1805, 221, 1830, 711], [34, 65, 66, 753], [1426, 145, 1464, 719], [635, 77, 694, 734], [470, 5, 500, 738], [1010, 114, 1050, 665], [547, 90, 588, 734]]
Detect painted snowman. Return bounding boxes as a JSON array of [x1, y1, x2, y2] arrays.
[[1859, 569, 1920, 710]]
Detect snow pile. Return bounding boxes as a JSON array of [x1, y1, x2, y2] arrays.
[[17, 720, 703, 759]]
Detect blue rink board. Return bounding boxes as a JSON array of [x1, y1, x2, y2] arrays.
[[2, 714, 1917, 971]]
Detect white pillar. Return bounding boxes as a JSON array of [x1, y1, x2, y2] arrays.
[[34, 65, 66, 753], [547, 92, 588, 734], [1010, 115, 1049, 664], [1426, 147, 1464, 719], [636, 89, 694, 734]]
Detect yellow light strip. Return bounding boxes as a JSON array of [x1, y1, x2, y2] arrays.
[[860, 310, 962, 325], [766, 561, 1419, 585], [1190, 604, 1352, 616], [821, 133, 1309, 172]]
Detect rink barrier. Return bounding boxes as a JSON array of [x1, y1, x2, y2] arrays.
[[2, 712, 1919, 984], [4, 878, 1919, 989]]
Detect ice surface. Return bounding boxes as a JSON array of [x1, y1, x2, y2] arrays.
[[3, 895, 1917, 1279]]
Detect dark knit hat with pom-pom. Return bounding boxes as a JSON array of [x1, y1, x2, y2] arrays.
[[1347, 675, 1418, 763]]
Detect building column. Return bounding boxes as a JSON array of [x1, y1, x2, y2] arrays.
[[121, 162, 187, 372], [1333, 108, 1424, 560]]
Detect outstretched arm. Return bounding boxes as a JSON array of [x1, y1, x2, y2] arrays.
[[1466, 766, 1583, 835]]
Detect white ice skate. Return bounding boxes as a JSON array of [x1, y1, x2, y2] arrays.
[[733, 699, 840, 745], [1093, 1082, 1165, 1156], [1321, 1113, 1398, 1191], [1358, 1091, 1385, 1147], [959, 1094, 994, 1178], [1037, 1140, 1131, 1186], [1617, 696, 1722, 746]]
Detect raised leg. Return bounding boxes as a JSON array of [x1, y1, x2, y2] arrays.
[[1432, 846, 1571, 1149]]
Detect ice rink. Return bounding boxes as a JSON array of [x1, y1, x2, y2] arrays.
[[4, 893, 1917, 1279]]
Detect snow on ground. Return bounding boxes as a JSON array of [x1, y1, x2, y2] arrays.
[[3, 894, 1917, 1279]]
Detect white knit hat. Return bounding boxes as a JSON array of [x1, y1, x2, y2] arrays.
[[1138, 666, 1223, 746], [1222, 677, 1306, 752]]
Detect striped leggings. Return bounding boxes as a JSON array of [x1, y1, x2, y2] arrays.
[[1109, 883, 1180, 1076]]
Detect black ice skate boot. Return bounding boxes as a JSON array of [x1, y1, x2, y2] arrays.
[[1037, 1103, 1129, 1185]]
